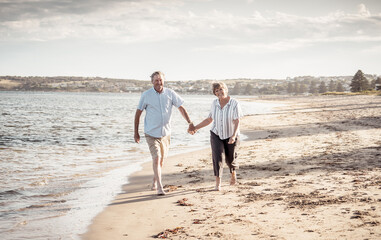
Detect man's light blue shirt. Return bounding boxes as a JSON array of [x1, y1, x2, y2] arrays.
[[137, 87, 184, 138]]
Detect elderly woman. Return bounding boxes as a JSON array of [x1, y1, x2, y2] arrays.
[[189, 82, 243, 191]]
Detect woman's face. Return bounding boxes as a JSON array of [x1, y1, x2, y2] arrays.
[[214, 86, 228, 99]]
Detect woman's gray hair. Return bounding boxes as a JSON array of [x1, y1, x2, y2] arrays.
[[212, 82, 228, 95], [150, 71, 165, 82]]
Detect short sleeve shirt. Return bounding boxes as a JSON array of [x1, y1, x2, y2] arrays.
[[137, 87, 184, 138], [208, 97, 243, 140]]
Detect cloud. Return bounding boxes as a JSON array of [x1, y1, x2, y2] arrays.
[[358, 3, 371, 16], [0, 0, 380, 52], [0, 0, 124, 21], [0, 0, 185, 42]]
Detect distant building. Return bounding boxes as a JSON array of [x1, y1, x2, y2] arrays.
[[376, 84, 381, 91]]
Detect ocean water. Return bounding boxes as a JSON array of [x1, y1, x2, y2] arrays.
[[0, 91, 282, 240]]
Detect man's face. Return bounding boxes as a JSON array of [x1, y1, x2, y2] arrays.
[[152, 74, 164, 93]]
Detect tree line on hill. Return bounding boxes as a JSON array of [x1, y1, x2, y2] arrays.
[[350, 70, 381, 92], [229, 78, 349, 95], [286, 80, 346, 94], [230, 70, 380, 95], [1, 70, 379, 95]]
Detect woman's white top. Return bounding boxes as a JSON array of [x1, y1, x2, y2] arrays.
[[208, 97, 243, 140]]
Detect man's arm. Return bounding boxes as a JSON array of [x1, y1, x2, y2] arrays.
[[134, 109, 143, 143], [178, 106, 195, 131]]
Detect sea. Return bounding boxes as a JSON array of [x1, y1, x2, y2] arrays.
[[0, 91, 282, 240]]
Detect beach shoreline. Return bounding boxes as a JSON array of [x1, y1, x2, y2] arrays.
[[82, 95, 381, 240]]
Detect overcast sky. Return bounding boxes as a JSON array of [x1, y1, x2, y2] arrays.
[[0, 0, 380, 80]]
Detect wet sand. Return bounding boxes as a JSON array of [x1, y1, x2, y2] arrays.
[[82, 95, 381, 240]]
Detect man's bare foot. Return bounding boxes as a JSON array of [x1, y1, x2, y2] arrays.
[[157, 188, 166, 196], [151, 178, 157, 190], [214, 185, 221, 191]]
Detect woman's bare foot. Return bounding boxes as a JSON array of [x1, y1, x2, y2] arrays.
[[230, 171, 237, 185], [214, 176, 221, 191]]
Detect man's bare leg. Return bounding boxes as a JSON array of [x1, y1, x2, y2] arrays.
[[152, 156, 165, 190], [151, 177, 157, 190], [153, 157, 165, 195], [151, 157, 165, 190]]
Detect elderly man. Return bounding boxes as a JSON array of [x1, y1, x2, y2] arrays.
[[134, 71, 195, 195]]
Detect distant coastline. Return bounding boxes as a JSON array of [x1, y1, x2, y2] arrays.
[[0, 75, 364, 95]]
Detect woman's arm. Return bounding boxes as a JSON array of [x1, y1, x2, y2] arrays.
[[188, 117, 213, 135], [228, 118, 240, 144], [195, 117, 213, 130]]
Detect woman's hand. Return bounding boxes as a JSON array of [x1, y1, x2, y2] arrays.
[[188, 130, 197, 135], [188, 129, 197, 135], [228, 136, 236, 144]]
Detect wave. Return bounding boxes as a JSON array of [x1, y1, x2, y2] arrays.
[[0, 190, 22, 198]]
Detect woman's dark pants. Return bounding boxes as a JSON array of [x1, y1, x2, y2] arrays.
[[210, 131, 239, 177]]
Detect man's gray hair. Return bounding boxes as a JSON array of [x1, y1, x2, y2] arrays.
[[150, 71, 165, 82]]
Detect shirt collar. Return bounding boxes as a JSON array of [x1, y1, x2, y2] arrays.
[[152, 87, 165, 94], [217, 97, 231, 108]]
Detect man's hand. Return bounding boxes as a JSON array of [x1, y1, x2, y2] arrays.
[[134, 109, 143, 143], [228, 136, 236, 144], [188, 123, 196, 135], [134, 132, 140, 143]]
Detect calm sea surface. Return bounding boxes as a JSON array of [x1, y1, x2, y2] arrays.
[[0, 91, 281, 240]]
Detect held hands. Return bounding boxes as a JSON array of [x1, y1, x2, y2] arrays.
[[188, 123, 197, 135]]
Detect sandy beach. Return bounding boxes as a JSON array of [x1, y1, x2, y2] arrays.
[[82, 95, 381, 240]]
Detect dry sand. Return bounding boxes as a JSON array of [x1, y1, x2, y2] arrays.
[[82, 95, 381, 240]]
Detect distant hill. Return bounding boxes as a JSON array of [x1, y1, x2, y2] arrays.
[[0, 75, 373, 95], [0, 75, 285, 94], [0, 76, 146, 92]]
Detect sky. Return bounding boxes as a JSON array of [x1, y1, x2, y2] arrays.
[[0, 0, 380, 81]]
